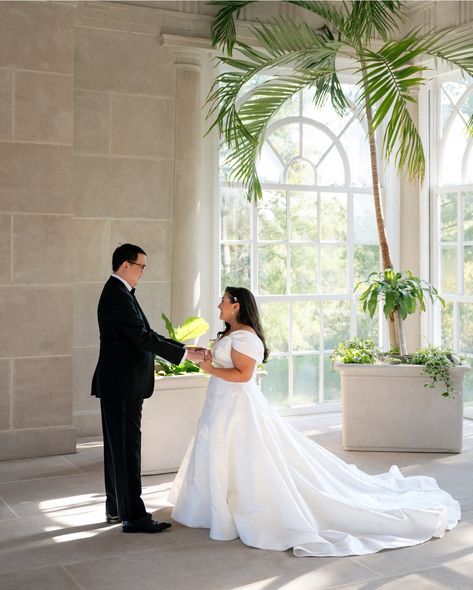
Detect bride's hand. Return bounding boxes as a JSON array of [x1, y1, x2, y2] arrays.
[[199, 350, 213, 374]]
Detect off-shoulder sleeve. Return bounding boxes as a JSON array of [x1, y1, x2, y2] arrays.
[[230, 331, 264, 363]]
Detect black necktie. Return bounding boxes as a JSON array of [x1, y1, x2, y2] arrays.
[[130, 288, 136, 296]]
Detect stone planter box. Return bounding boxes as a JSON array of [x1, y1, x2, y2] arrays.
[[337, 364, 469, 453], [141, 373, 210, 474]]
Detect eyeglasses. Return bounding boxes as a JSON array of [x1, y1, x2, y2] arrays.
[[128, 261, 146, 270]]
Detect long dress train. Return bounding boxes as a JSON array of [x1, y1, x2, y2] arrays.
[[169, 330, 460, 557]]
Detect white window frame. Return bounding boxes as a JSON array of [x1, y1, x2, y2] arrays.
[[217, 81, 400, 415]]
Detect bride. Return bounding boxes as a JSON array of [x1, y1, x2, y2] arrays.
[[169, 286, 460, 557]]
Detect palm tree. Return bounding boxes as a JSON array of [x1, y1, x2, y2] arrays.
[[207, 0, 473, 353]]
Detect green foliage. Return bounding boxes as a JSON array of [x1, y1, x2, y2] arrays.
[[409, 346, 464, 398], [155, 313, 209, 376], [332, 340, 464, 398], [330, 337, 379, 365], [173, 316, 210, 342], [208, 0, 473, 202], [356, 268, 445, 320]]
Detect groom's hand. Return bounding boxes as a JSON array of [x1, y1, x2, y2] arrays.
[[185, 346, 206, 363]]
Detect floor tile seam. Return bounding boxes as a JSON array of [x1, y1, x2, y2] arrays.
[[0, 545, 169, 577], [0, 494, 19, 519], [347, 556, 385, 576], [0, 470, 94, 486], [343, 557, 470, 581], [61, 456, 84, 469], [0, 561, 89, 584], [61, 565, 87, 590]]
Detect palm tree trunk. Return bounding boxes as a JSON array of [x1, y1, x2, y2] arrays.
[[365, 102, 393, 271], [393, 310, 408, 355], [362, 75, 399, 351]]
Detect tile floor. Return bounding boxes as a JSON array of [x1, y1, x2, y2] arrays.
[[1, 414, 473, 590]]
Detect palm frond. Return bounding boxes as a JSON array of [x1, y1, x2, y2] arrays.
[[218, 73, 335, 201], [287, 0, 347, 31], [409, 27, 473, 77], [345, 1, 404, 43], [209, 0, 255, 54], [359, 36, 433, 181], [207, 18, 341, 140], [248, 18, 350, 115]]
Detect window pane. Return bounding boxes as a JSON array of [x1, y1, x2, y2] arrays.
[[466, 148, 473, 185], [220, 244, 250, 291], [292, 301, 320, 351], [440, 193, 457, 241], [324, 354, 341, 401], [440, 246, 457, 293], [462, 362, 473, 405], [444, 79, 470, 104], [258, 244, 287, 295], [463, 191, 473, 241], [322, 300, 351, 349], [357, 308, 379, 342], [290, 245, 317, 294], [258, 190, 286, 241], [441, 114, 468, 185], [259, 301, 289, 352], [320, 193, 347, 241], [354, 194, 377, 243], [258, 143, 284, 183], [293, 355, 318, 406], [268, 123, 300, 163], [261, 357, 289, 406], [289, 191, 317, 241], [354, 245, 380, 286], [302, 123, 332, 165], [321, 246, 347, 293], [302, 91, 351, 134], [340, 119, 371, 188], [465, 246, 473, 296], [441, 302, 454, 349], [441, 87, 454, 130], [286, 159, 315, 185], [221, 188, 250, 241], [460, 303, 473, 353], [317, 147, 347, 186]]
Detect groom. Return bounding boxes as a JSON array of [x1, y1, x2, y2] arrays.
[[92, 243, 204, 533]]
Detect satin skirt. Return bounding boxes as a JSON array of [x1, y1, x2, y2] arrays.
[[169, 376, 460, 557]]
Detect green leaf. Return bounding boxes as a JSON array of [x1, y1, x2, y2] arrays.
[[210, 1, 256, 54], [161, 313, 176, 340], [174, 317, 210, 342]]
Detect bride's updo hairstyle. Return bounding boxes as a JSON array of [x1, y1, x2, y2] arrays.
[[218, 286, 269, 363]]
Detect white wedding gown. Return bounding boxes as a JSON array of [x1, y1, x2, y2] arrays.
[[169, 330, 460, 557]]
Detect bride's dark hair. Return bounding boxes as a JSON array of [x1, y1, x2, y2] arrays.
[[217, 286, 269, 363]]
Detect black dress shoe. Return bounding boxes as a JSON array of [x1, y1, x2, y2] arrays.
[[122, 518, 172, 534], [106, 512, 152, 524]]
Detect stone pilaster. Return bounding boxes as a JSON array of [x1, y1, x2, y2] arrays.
[[161, 35, 214, 327]]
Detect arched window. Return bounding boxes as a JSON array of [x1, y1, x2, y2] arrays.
[[432, 72, 473, 417], [220, 84, 380, 412]]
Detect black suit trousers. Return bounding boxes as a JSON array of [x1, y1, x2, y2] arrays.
[[100, 398, 147, 521]]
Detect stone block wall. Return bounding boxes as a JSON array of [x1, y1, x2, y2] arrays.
[[72, 7, 176, 436], [0, 1, 75, 459], [0, 0, 202, 458]]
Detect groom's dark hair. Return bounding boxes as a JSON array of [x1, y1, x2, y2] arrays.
[[112, 243, 146, 271]]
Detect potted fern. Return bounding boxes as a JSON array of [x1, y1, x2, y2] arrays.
[[142, 314, 210, 474]]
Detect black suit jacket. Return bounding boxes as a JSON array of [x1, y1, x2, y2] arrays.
[[91, 276, 185, 400]]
